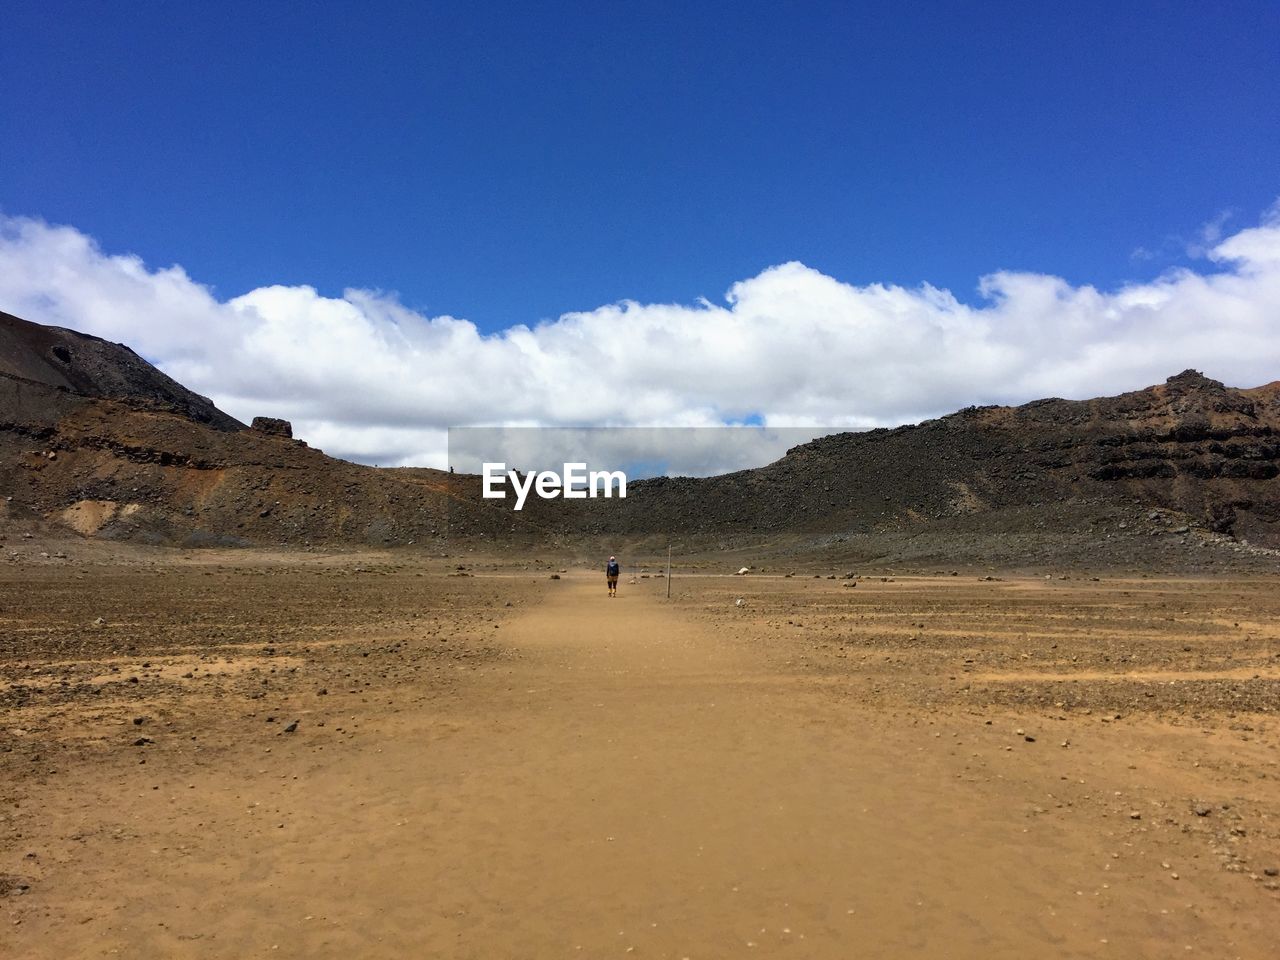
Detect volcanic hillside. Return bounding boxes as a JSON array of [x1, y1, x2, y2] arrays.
[[0, 310, 486, 546], [1, 309, 1278, 566], [0, 310, 242, 431], [578, 370, 1280, 546]]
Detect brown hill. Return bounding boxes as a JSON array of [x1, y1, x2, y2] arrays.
[[0, 312, 490, 546], [0, 310, 242, 431], [1, 310, 1277, 567], [532, 368, 1279, 568], [586, 369, 1280, 544]]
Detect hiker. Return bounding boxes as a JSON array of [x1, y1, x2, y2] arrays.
[[605, 555, 620, 596]]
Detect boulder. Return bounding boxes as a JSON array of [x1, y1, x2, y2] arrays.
[[251, 417, 293, 438]]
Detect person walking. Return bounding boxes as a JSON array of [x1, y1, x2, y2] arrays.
[[605, 555, 620, 597]]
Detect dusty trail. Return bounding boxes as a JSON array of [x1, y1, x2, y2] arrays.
[[6, 574, 1273, 958]]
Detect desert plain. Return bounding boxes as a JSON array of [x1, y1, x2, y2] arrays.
[[1, 539, 1277, 959]]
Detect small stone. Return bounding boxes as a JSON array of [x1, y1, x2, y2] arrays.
[[284, 721, 299, 733], [1193, 804, 1211, 817]]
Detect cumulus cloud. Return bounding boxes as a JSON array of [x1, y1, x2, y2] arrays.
[[1, 210, 1279, 468]]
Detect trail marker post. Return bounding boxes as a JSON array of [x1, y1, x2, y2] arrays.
[[666, 544, 672, 599]]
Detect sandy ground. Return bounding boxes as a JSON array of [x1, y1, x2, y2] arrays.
[[2, 551, 1278, 958]]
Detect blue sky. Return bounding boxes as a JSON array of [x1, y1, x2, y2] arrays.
[[3, 2, 1280, 468], [4, 1, 1279, 333]]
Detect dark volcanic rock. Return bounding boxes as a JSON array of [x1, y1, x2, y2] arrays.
[[251, 417, 293, 438], [0, 310, 243, 431], [548, 367, 1280, 553]]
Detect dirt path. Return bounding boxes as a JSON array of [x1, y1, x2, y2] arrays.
[[5, 574, 1275, 958]]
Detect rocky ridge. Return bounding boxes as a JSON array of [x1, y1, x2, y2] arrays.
[[2, 310, 1278, 566]]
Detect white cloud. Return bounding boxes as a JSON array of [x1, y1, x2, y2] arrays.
[[2, 209, 1279, 468]]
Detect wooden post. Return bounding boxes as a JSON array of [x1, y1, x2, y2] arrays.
[[666, 543, 672, 599]]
